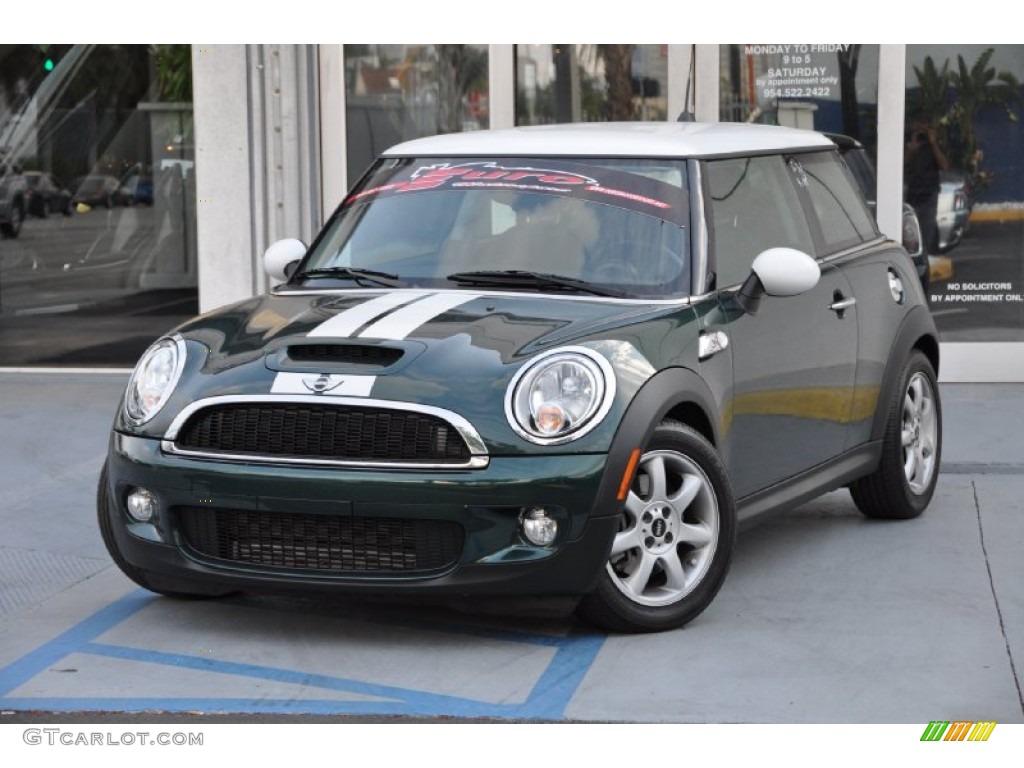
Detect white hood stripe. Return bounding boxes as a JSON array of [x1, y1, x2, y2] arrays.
[[358, 292, 482, 340], [307, 291, 431, 338]]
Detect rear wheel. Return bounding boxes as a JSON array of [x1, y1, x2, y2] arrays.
[[850, 350, 941, 519], [578, 421, 736, 633]]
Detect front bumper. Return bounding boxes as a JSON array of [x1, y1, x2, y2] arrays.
[[103, 433, 620, 597]]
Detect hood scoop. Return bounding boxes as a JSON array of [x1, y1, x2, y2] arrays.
[[266, 341, 419, 373], [289, 343, 404, 367]]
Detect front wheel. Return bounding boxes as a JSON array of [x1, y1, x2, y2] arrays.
[[578, 421, 737, 633], [850, 350, 941, 519]]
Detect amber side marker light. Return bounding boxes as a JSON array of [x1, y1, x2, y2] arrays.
[[617, 448, 642, 501]]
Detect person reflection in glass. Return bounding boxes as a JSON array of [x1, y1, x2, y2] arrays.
[[904, 117, 949, 255]]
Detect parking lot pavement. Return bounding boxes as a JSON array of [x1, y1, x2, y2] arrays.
[[0, 373, 1021, 722]]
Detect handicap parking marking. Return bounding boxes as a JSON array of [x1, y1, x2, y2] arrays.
[[0, 590, 606, 719]]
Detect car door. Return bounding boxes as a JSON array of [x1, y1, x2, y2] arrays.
[[792, 149, 896, 452], [702, 153, 858, 499]]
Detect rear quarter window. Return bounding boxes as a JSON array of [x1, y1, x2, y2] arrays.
[[796, 151, 879, 254]]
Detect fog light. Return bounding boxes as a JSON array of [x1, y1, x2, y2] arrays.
[[521, 507, 558, 546], [126, 488, 157, 522]]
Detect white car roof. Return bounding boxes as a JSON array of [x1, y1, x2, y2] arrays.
[[384, 121, 835, 159]]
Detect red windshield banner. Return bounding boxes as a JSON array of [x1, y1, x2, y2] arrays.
[[345, 159, 687, 226]]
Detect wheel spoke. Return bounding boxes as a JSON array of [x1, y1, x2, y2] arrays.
[[624, 550, 657, 595], [904, 446, 917, 480], [661, 550, 688, 591], [904, 393, 917, 422], [919, 393, 933, 419], [916, 444, 928, 481], [901, 427, 915, 447], [667, 474, 702, 516], [624, 491, 646, 517], [645, 455, 667, 500], [610, 523, 643, 558], [909, 376, 924, 408], [677, 521, 712, 547], [920, 435, 935, 460]]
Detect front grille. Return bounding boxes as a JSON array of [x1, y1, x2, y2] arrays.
[[287, 344, 403, 367], [174, 403, 471, 463], [178, 506, 463, 574]]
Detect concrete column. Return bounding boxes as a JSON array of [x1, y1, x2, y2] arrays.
[[253, 45, 321, 296], [192, 45, 256, 313], [667, 45, 694, 122], [192, 44, 320, 312], [488, 44, 515, 130], [694, 44, 721, 123], [319, 45, 347, 212], [876, 44, 906, 243]]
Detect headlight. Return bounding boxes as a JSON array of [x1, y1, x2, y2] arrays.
[[505, 347, 615, 445], [124, 336, 186, 425]]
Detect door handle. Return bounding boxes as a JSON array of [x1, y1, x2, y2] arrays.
[[829, 297, 856, 312]]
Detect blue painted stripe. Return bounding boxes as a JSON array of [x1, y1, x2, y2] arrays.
[[0, 590, 606, 719], [520, 632, 606, 719], [82, 642, 482, 711], [0, 591, 154, 696]]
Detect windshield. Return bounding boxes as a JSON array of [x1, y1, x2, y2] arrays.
[[296, 157, 691, 298]]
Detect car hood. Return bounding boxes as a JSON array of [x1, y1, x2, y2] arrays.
[[181, 288, 678, 361], [130, 289, 691, 453]]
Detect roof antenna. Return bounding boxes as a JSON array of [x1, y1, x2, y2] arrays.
[[677, 45, 696, 122]]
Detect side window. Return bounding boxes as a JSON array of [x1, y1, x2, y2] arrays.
[[797, 151, 878, 254], [706, 155, 815, 289]]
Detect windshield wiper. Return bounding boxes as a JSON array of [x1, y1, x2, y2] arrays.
[[447, 270, 624, 298], [295, 266, 402, 287]]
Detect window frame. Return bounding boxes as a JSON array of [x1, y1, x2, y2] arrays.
[[785, 149, 880, 258], [701, 152, 818, 291]]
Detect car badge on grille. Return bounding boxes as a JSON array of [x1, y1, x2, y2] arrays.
[[302, 374, 345, 394]]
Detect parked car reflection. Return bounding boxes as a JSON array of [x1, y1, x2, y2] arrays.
[[24, 171, 73, 217], [71, 175, 121, 209], [936, 171, 973, 254]]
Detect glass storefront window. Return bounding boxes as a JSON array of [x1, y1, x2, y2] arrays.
[[0, 44, 197, 366], [906, 45, 1024, 341], [344, 45, 489, 182], [515, 45, 668, 125], [719, 44, 880, 149]]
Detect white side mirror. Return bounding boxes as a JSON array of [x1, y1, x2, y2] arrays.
[[264, 238, 306, 282], [751, 247, 820, 297]]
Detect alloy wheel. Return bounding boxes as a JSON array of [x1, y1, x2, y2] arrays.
[[902, 371, 938, 494], [607, 449, 720, 607]]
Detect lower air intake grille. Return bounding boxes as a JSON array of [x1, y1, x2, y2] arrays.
[[177, 507, 463, 574]]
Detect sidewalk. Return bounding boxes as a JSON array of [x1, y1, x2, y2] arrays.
[[0, 373, 1021, 722]]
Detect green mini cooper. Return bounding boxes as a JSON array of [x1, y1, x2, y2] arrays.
[[99, 122, 942, 632]]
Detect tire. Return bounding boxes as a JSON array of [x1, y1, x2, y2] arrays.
[[577, 421, 737, 633], [850, 350, 941, 519], [0, 201, 24, 238], [97, 463, 226, 599]]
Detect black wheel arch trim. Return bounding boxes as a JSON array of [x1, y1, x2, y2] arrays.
[[871, 306, 940, 443], [590, 367, 720, 520]]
